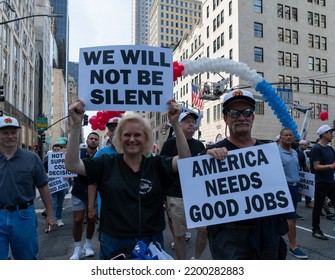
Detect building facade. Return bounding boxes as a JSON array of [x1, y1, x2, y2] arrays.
[[172, 0, 335, 146]]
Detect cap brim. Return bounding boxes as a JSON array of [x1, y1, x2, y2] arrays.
[[0, 125, 20, 129]]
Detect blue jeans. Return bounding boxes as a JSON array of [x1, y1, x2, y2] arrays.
[[99, 230, 164, 260], [52, 189, 66, 220], [0, 205, 38, 260]]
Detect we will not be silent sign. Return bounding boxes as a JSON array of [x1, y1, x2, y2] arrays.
[[78, 45, 173, 112]]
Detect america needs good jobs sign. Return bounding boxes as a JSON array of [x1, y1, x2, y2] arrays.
[[177, 142, 294, 228]]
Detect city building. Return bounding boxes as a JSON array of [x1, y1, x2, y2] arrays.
[[149, 0, 202, 47], [171, 0, 335, 147], [0, 0, 55, 155], [131, 0, 152, 45]]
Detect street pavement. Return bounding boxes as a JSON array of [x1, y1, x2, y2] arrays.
[[33, 193, 335, 260]]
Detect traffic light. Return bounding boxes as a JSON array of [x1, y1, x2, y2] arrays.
[[40, 132, 46, 143], [83, 114, 89, 126], [0, 85, 4, 102]]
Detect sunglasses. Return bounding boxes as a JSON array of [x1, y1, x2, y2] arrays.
[[227, 109, 254, 118]]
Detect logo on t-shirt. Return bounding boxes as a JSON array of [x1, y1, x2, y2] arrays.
[[139, 179, 153, 195]]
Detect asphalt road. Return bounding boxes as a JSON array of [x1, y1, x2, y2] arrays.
[[33, 193, 335, 260]]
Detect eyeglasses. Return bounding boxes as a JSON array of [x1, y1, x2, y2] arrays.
[[227, 109, 254, 118]]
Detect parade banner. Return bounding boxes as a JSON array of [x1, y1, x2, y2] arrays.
[[47, 151, 77, 178], [299, 171, 315, 197], [79, 45, 173, 112], [177, 142, 294, 228]]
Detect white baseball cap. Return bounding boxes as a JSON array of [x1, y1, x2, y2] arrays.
[[299, 139, 307, 145], [178, 112, 199, 123], [0, 116, 20, 129], [222, 89, 255, 112], [106, 117, 121, 127], [317, 124, 335, 136]]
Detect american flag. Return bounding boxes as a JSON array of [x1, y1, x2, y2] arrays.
[[191, 84, 204, 110]]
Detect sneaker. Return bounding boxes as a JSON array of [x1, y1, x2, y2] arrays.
[[296, 214, 304, 220], [312, 230, 329, 240], [305, 203, 314, 209], [56, 219, 64, 227], [84, 245, 95, 257], [326, 213, 335, 220], [288, 247, 308, 259], [70, 247, 84, 260], [185, 232, 191, 243], [170, 242, 175, 250]]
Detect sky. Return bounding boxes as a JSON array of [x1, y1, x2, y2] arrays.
[[68, 0, 132, 62], [68, 0, 132, 139]]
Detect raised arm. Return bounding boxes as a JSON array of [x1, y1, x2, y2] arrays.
[[167, 100, 191, 172], [64, 100, 87, 176]]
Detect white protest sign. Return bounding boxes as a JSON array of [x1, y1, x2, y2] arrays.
[[48, 177, 69, 195], [47, 152, 77, 178], [79, 45, 173, 112], [177, 142, 294, 228], [299, 171, 315, 197]]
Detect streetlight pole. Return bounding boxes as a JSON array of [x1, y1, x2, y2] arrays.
[[0, 13, 63, 25]]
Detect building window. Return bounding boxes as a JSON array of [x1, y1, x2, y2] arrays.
[[321, 81, 328, 95], [309, 79, 315, 93], [308, 12, 313, 25], [278, 27, 284, 41], [253, 0, 263, 13], [321, 14, 326, 27], [207, 108, 210, 123], [293, 77, 299, 91], [278, 51, 284, 65], [284, 6, 290, 20], [207, 26, 209, 38], [254, 22, 263, 37], [292, 30, 298, 44], [315, 80, 321, 94], [314, 13, 320, 26], [321, 59, 327, 72], [254, 47, 263, 62], [315, 57, 321, 71], [229, 24, 232, 39], [285, 29, 291, 43], [285, 52, 292, 67], [229, 1, 232, 15], [277, 4, 283, 18], [321, 37, 327, 50], [255, 100, 264, 115], [309, 102, 315, 119], [308, 34, 313, 47], [308, 57, 314, 70], [292, 7, 298, 21], [292, 53, 299, 68]]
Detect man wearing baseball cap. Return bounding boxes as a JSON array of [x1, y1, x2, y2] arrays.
[[0, 116, 55, 259], [310, 124, 335, 240], [161, 110, 207, 260], [201, 89, 288, 260]]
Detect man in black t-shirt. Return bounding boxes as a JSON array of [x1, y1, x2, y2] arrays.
[[203, 89, 288, 260], [161, 112, 207, 260], [310, 124, 335, 240]]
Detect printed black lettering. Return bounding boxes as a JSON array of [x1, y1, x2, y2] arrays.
[[102, 50, 115, 64], [83, 51, 102, 65], [257, 149, 269, 165]]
